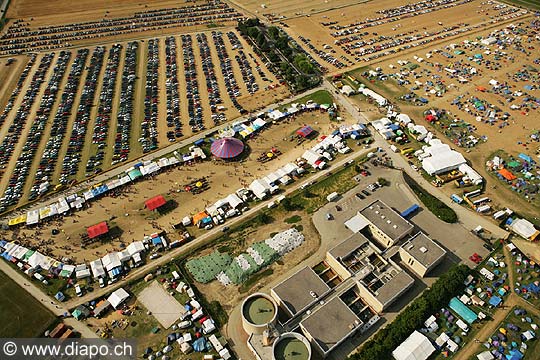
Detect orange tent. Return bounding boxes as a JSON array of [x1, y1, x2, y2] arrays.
[[192, 211, 209, 225], [476, 86, 487, 92], [498, 168, 516, 181]]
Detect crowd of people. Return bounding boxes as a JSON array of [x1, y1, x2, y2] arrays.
[[0, 1, 243, 55]]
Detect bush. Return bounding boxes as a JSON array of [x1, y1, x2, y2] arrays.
[[349, 264, 470, 360], [377, 177, 388, 186], [284, 215, 302, 224], [255, 212, 273, 225], [403, 172, 457, 223]]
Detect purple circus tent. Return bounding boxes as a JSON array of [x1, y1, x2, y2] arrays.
[[211, 137, 245, 159]]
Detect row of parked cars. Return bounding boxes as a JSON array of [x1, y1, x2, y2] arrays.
[[61, 46, 106, 183], [91, 45, 122, 155], [141, 39, 159, 153], [211, 31, 246, 115], [182, 34, 204, 133], [0, 53, 60, 210], [31, 49, 89, 199], [235, 49, 259, 94], [164, 36, 183, 142], [197, 33, 223, 125], [113, 42, 138, 164]]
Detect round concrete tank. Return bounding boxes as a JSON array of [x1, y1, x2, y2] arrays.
[[241, 292, 278, 335], [272, 332, 312, 360]]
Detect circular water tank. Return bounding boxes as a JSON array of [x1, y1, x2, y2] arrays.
[[272, 332, 312, 360], [241, 293, 278, 335]]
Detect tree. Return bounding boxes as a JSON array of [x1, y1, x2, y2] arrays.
[[377, 177, 388, 186], [247, 27, 260, 39], [268, 26, 280, 39], [255, 212, 273, 225]]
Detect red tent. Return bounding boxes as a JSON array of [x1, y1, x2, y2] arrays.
[[296, 126, 314, 138], [145, 195, 167, 211], [87, 222, 109, 239]]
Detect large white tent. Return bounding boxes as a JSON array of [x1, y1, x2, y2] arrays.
[[392, 330, 435, 360], [107, 288, 130, 309], [421, 142, 466, 175]]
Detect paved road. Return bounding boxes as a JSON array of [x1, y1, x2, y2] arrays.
[[0, 259, 97, 338], [324, 79, 508, 239], [63, 147, 373, 309]]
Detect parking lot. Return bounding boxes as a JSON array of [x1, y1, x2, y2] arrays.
[[312, 165, 490, 270], [0, 29, 288, 210]]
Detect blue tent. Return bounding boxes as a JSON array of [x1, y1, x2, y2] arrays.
[[193, 337, 207, 352], [489, 296, 502, 307], [55, 292, 65, 302], [518, 153, 532, 163], [152, 237, 162, 246], [506, 349, 523, 360]]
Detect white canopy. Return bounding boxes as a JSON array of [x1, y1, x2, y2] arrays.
[[127, 241, 145, 256], [392, 331, 435, 360], [107, 288, 130, 309], [90, 259, 106, 278]]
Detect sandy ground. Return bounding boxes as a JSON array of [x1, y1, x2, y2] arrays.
[[282, 0, 528, 72], [7, 0, 207, 22], [0, 110, 347, 262], [0, 28, 289, 208], [342, 17, 540, 217], [231, 0, 368, 21]]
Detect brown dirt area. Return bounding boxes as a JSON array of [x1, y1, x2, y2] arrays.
[[0, 110, 350, 262], [7, 0, 199, 21], [282, 0, 528, 72], [343, 20, 540, 219]]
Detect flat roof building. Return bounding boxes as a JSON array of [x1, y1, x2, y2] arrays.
[[399, 232, 446, 277], [358, 200, 414, 248], [300, 297, 361, 357], [326, 233, 414, 313], [271, 267, 331, 317]]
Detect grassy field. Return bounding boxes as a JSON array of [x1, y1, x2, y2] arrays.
[[0, 269, 56, 337], [501, 0, 540, 10], [290, 156, 369, 213]]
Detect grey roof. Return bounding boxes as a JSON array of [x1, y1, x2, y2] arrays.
[[300, 297, 360, 353], [359, 200, 414, 241], [374, 270, 414, 307], [328, 232, 370, 260], [272, 267, 330, 315], [401, 232, 446, 269]]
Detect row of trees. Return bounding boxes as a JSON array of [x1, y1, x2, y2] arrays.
[[349, 264, 471, 360], [237, 19, 320, 92]]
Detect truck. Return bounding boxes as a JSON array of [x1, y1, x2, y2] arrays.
[[400, 204, 419, 218], [451, 194, 463, 204], [326, 192, 339, 202]]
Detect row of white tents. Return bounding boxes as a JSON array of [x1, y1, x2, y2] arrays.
[[8, 146, 206, 227]]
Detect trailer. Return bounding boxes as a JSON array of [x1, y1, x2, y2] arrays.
[[451, 194, 463, 204], [400, 204, 419, 218]]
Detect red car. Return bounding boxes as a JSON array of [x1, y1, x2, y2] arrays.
[[469, 253, 483, 264]]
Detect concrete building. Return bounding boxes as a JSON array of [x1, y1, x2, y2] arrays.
[[357, 200, 414, 248], [399, 232, 446, 277], [299, 297, 361, 357]]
